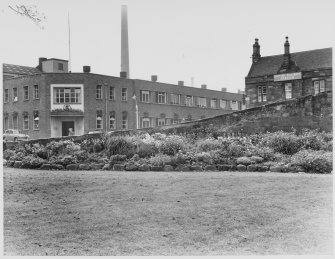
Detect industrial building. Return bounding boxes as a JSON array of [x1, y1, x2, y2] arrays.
[[245, 37, 332, 108]]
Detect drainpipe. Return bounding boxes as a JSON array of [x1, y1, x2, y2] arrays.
[[104, 83, 108, 131]]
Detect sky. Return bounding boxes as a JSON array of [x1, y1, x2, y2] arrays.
[[1, 0, 334, 93]]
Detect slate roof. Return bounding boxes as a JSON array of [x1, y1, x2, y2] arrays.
[[3, 63, 41, 76], [247, 48, 332, 77]]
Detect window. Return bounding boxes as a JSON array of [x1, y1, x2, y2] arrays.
[[12, 114, 18, 129], [173, 113, 179, 124], [121, 88, 127, 101], [58, 63, 64, 70], [4, 116, 9, 130], [4, 89, 9, 103], [157, 92, 166, 104], [257, 86, 267, 102], [23, 86, 29, 100], [285, 83, 292, 99], [142, 118, 150, 128], [55, 88, 81, 103], [170, 93, 180, 105], [211, 98, 217, 109], [34, 85, 39, 99], [140, 90, 150, 103], [198, 97, 207, 107], [96, 85, 102, 99], [314, 80, 326, 95], [122, 111, 128, 129], [33, 111, 39, 130], [185, 95, 193, 106], [231, 100, 238, 110], [157, 118, 166, 126], [96, 111, 103, 129], [109, 87, 115, 100], [23, 114, 29, 130], [109, 111, 116, 129], [13, 88, 18, 102], [220, 99, 227, 109]]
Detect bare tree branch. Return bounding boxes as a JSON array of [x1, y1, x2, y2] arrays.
[[8, 4, 46, 29]]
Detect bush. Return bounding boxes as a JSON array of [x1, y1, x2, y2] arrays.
[[104, 135, 136, 158], [159, 135, 186, 155], [137, 142, 158, 158], [148, 154, 171, 167], [253, 146, 275, 161], [291, 149, 333, 174], [261, 131, 302, 155], [196, 138, 221, 152]]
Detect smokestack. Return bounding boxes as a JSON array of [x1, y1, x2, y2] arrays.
[[121, 5, 130, 78]]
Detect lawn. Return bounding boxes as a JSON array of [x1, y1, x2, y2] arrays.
[[3, 167, 333, 255]]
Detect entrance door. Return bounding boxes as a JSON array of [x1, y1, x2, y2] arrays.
[[62, 121, 75, 136]]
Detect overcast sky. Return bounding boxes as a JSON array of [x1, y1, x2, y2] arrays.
[[1, 0, 334, 93]]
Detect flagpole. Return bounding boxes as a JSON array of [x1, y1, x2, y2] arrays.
[[68, 12, 72, 72]]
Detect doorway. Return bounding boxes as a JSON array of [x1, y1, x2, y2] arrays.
[[62, 121, 75, 136]]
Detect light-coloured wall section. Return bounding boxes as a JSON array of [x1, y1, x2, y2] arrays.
[[50, 84, 84, 111]]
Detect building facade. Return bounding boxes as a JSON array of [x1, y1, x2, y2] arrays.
[[245, 37, 332, 108], [3, 58, 245, 140]]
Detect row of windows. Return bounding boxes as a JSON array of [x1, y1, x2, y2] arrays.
[[3, 111, 39, 131], [96, 86, 128, 101], [96, 111, 128, 130], [4, 85, 39, 103], [257, 80, 326, 103], [140, 90, 239, 110], [55, 88, 81, 104]]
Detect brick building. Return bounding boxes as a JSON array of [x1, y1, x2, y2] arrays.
[[3, 58, 244, 139], [245, 37, 332, 108]]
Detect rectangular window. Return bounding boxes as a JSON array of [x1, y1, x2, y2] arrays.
[[170, 93, 180, 105], [157, 118, 166, 126], [142, 118, 150, 128], [96, 85, 102, 99], [185, 95, 193, 106], [109, 87, 115, 100], [23, 114, 29, 130], [140, 90, 150, 103], [23, 86, 29, 100], [121, 88, 127, 101], [285, 83, 292, 99], [4, 117, 9, 130], [96, 113, 103, 129], [231, 100, 239, 110], [55, 88, 81, 103], [13, 114, 18, 129], [34, 85, 39, 99], [58, 63, 64, 70], [211, 98, 217, 109], [157, 92, 166, 104], [4, 89, 9, 103], [122, 111, 128, 129], [198, 97, 207, 107], [220, 99, 227, 109], [33, 111, 39, 130], [258, 86, 267, 102], [13, 88, 18, 102], [314, 80, 326, 95], [109, 111, 116, 129]]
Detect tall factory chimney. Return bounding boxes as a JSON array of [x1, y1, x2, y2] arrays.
[[121, 5, 130, 78]]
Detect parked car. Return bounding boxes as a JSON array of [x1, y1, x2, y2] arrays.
[[3, 129, 29, 142]]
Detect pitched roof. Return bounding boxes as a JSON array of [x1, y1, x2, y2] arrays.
[[3, 63, 41, 76], [247, 48, 332, 77]]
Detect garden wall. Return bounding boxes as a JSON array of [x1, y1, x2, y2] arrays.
[[21, 92, 332, 147]]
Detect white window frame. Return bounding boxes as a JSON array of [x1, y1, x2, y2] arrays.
[[109, 112, 116, 129], [96, 85, 102, 99], [314, 80, 325, 95], [170, 93, 180, 105], [4, 117, 9, 130], [198, 97, 207, 107], [285, 83, 292, 99], [12, 114, 18, 129], [13, 88, 18, 102], [96, 114, 103, 129], [109, 87, 115, 100], [33, 111, 39, 130], [4, 89, 9, 103], [258, 86, 267, 102], [220, 99, 227, 109], [231, 100, 239, 110], [23, 86, 29, 100], [23, 114, 29, 130], [141, 90, 150, 103], [121, 88, 127, 101], [34, 85, 39, 99], [185, 95, 193, 106], [157, 92, 166, 104], [157, 118, 166, 126], [55, 88, 81, 104], [211, 98, 217, 109], [142, 117, 150, 128], [122, 112, 128, 129]]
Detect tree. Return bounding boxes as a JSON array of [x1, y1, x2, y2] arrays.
[[8, 4, 46, 29]]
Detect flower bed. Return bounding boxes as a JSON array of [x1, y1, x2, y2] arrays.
[[3, 129, 333, 174]]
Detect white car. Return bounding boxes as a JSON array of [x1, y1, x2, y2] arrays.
[[3, 129, 29, 142]]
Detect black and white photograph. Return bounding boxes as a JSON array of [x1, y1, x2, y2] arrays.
[[1, 0, 334, 256]]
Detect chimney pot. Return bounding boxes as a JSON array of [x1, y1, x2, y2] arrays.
[[201, 84, 207, 89], [221, 88, 227, 92], [178, 81, 184, 86], [83, 66, 91, 73], [252, 38, 261, 63], [120, 71, 127, 78], [151, 75, 158, 82]]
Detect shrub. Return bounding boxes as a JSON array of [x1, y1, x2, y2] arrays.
[[196, 138, 221, 152], [148, 154, 171, 167], [104, 135, 136, 158], [261, 131, 302, 155], [291, 149, 333, 174], [253, 146, 275, 161], [195, 152, 213, 164], [159, 135, 186, 155], [109, 154, 127, 165], [137, 142, 158, 158]]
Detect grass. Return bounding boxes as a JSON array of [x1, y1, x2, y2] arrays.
[[3, 167, 333, 255]]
